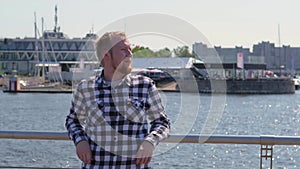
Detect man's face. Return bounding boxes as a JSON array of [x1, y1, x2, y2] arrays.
[[110, 38, 133, 75]]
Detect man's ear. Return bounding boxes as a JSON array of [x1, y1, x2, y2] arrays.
[[101, 50, 109, 57], [102, 50, 111, 63]]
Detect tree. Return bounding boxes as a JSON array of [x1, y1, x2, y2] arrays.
[[133, 47, 156, 58], [173, 46, 195, 58], [155, 48, 172, 57], [132, 45, 143, 53], [132, 45, 195, 58]]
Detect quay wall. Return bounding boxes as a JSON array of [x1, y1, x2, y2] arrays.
[[176, 78, 295, 94]]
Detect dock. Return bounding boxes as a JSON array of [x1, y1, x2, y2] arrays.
[[2, 78, 295, 94], [175, 78, 296, 94]]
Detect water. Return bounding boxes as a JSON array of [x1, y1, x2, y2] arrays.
[[1, 91, 300, 169]]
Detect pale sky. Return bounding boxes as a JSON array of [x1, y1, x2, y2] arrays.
[[1, 0, 300, 50]]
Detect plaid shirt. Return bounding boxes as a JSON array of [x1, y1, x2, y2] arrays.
[[65, 71, 170, 169]]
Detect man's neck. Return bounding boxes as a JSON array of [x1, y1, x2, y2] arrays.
[[103, 69, 126, 82]]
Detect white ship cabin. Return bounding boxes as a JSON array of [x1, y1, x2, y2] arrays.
[[132, 57, 204, 80]]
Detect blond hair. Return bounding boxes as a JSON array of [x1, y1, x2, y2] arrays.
[[95, 31, 127, 66]]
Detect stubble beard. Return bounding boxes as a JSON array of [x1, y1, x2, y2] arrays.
[[119, 61, 132, 75], [112, 60, 132, 79]]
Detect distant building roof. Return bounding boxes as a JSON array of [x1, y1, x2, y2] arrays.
[[132, 57, 203, 69]]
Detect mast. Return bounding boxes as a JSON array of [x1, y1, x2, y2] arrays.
[[42, 17, 44, 33], [34, 12, 39, 78], [34, 12, 37, 39], [278, 23, 284, 76], [41, 17, 45, 83], [278, 24, 281, 48]]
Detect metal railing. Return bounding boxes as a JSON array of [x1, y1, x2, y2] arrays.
[[1, 130, 300, 169]]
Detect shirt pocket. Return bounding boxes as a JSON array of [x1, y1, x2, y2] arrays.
[[124, 98, 147, 123]]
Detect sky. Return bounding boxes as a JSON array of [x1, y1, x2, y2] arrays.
[[1, 0, 300, 51]]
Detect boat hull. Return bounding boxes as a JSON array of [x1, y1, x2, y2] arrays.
[[175, 78, 295, 94]]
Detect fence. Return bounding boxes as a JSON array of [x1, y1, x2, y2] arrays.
[[1, 130, 300, 169]]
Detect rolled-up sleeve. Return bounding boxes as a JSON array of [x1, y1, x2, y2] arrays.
[[145, 82, 170, 146], [65, 83, 88, 145]]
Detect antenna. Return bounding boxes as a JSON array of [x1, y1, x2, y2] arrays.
[[54, 5, 58, 32]]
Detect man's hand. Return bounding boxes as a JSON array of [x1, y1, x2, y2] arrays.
[[76, 140, 92, 164], [136, 141, 155, 165]]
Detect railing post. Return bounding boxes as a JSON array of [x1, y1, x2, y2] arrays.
[[260, 144, 273, 169]]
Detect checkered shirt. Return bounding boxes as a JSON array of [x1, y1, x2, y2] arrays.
[[65, 71, 170, 169]]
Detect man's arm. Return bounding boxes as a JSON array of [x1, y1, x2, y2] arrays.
[[65, 83, 92, 164], [136, 81, 170, 165], [144, 82, 170, 146], [65, 85, 88, 145]]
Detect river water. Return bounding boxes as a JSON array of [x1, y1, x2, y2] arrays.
[[0, 90, 300, 169]]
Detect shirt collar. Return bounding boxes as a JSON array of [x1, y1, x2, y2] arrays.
[[96, 70, 131, 88]]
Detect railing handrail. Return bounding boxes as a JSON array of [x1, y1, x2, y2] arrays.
[[1, 130, 300, 145], [2, 130, 300, 169]]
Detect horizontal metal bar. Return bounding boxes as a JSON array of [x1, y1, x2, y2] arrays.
[[1, 131, 300, 145], [0, 131, 68, 140], [166, 134, 300, 145]]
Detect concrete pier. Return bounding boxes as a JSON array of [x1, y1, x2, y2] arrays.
[[176, 78, 295, 94]]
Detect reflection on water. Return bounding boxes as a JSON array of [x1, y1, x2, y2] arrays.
[[0, 91, 300, 168]]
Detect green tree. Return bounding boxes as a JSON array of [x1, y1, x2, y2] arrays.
[[132, 45, 195, 58], [133, 47, 156, 58], [132, 45, 144, 53], [155, 48, 172, 57], [173, 46, 195, 58]]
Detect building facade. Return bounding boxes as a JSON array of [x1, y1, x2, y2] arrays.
[[253, 41, 300, 74], [193, 41, 300, 75], [0, 32, 97, 76]]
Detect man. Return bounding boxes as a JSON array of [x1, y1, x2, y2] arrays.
[[65, 31, 170, 169]]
